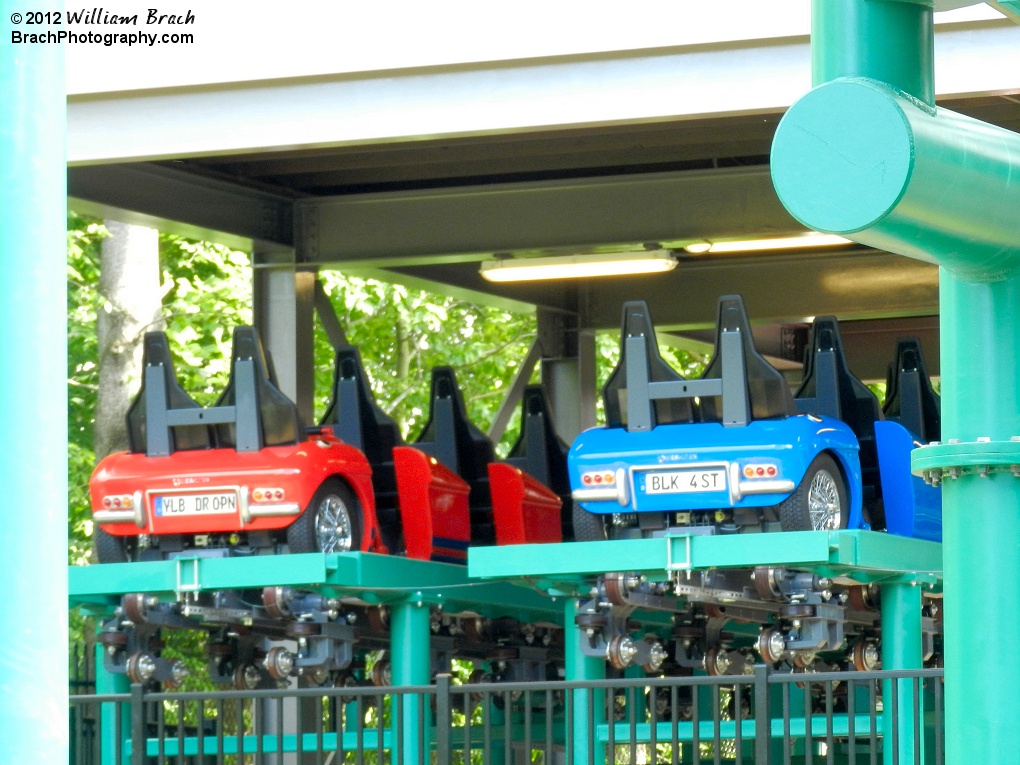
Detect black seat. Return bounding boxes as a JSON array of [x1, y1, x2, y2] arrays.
[[320, 345, 404, 551], [795, 317, 883, 517], [882, 338, 941, 443], [414, 367, 497, 546], [212, 327, 303, 452], [602, 301, 696, 429], [504, 385, 573, 541], [127, 331, 212, 456], [700, 295, 798, 423]]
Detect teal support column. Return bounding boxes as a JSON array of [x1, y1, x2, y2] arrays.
[[390, 597, 432, 765], [772, 1, 1020, 763], [564, 599, 605, 765], [880, 581, 923, 765], [95, 646, 130, 765], [772, 79, 1020, 281], [811, 0, 934, 102], [0, 2, 68, 764], [922, 272, 1020, 763]]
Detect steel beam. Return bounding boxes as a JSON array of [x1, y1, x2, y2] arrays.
[[68, 163, 294, 249], [65, 19, 1019, 165], [1, 7, 68, 762], [303, 167, 799, 265]]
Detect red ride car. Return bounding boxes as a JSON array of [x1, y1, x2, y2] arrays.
[[90, 328, 386, 562]]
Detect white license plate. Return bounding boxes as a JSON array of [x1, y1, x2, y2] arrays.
[[155, 492, 238, 517], [644, 469, 727, 495]]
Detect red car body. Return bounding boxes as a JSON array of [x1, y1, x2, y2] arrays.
[[91, 429, 387, 553]]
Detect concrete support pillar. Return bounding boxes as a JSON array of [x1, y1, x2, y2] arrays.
[[0, 6, 68, 762], [252, 260, 316, 423]]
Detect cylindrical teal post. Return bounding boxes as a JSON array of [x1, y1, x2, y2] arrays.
[[880, 581, 923, 765], [773, 3, 1020, 764], [564, 599, 605, 765], [936, 271, 1020, 763], [390, 597, 431, 765], [0, 2, 68, 764], [772, 79, 1020, 281], [95, 646, 130, 765], [811, 0, 934, 104]]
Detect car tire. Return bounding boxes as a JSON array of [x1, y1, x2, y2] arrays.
[[777, 453, 848, 532], [288, 478, 363, 554], [94, 527, 128, 563], [572, 502, 608, 542]]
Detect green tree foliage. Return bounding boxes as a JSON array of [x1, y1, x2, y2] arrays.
[[312, 271, 537, 445]]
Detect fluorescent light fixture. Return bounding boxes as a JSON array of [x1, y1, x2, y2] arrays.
[[479, 250, 676, 283], [684, 233, 853, 254]]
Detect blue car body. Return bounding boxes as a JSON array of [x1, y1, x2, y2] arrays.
[[568, 295, 941, 541], [570, 415, 867, 529]]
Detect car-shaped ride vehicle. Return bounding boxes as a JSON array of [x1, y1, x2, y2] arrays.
[[568, 295, 941, 541], [90, 328, 390, 562], [91, 326, 569, 563]]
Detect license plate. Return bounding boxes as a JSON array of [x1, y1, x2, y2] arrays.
[[154, 492, 238, 517], [644, 469, 727, 495]]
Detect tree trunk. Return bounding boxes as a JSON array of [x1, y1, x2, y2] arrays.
[[94, 220, 163, 460]]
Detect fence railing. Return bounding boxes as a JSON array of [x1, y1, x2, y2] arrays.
[[70, 665, 944, 764]]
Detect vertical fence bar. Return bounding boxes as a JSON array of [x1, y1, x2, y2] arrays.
[[933, 675, 944, 765], [754, 665, 770, 765], [483, 691, 491, 765], [692, 680, 701, 765], [847, 678, 856, 764], [648, 682, 658, 760], [712, 685, 721, 765], [435, 674, 451, 765], [129, 685, 144, 765], [782, 683, 791, 765], [545, 688, 554, 762], [870, 680, 878, 765], [254, 695, 264, 762], [216, 697, 224, 765], [913, 678, 921, 765]]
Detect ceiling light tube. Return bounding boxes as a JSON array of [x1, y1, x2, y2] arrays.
[[684, 233, 853, 254], [479, 250, 676, 283]]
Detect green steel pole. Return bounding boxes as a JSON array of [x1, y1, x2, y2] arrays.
[[0, 1, 68, 763], [390, 597, 431, 765], [934, 271, 1020, 763], [772, 78, 1020, 281], [880, 581, 923, 765], [564, 599, 605, 765], [811, 0, 934, 104], [95, 645, 130, 765], [772, 1, 1020, 763]]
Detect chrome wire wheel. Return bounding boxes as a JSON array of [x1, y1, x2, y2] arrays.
[[315, 493, 354, 553], [807, 469, 842, 530]]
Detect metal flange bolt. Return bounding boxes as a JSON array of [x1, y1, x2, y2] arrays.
[[915, 437, 1020, 485]]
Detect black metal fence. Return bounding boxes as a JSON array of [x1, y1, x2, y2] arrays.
[[70, 666, 944, 764]]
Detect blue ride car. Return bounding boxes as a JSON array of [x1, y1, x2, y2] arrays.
[[568, 295, 941, 541]]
